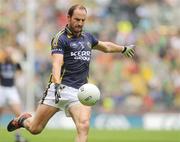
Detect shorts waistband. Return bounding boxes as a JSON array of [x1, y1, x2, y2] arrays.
[[50, 83, 78, 91]]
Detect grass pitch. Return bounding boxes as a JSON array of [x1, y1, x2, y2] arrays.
[[0, 128, 180, 142]]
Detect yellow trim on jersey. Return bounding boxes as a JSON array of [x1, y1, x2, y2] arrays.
[[48, 74, 53, 83], [52, 29, 65, 47], [67, 34, 73, 39], [60, 69, 66, 82], [87, 76, 89, 82]]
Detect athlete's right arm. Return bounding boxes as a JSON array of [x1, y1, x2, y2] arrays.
[[51, 53, 64, 84], [51, 53, 64, 103]]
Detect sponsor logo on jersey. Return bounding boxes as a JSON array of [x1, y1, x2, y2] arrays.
[[70, 42, 78, 48], [70, 51, 91, 61]]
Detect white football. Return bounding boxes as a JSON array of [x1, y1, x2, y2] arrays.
[[78, 83, 101, 106]]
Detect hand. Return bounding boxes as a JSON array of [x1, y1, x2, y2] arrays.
[[122, 45, 135, 57], [54, 83, 64, 104]]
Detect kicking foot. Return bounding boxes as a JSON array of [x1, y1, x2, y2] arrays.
[[7, 113, 32, 132]]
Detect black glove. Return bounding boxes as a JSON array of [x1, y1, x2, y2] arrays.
[[54, 83, 63, 104], [122, 45, 135, 57]]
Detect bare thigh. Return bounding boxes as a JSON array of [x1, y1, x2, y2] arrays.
[[68, 103, 91, 126], [30, 104, 59, 129]]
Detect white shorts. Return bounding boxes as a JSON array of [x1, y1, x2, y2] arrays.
[[40, 83, 80, 117], [0, 86, 21, 107]]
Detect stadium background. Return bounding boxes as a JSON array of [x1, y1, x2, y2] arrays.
[[0, 0, 180, 141]]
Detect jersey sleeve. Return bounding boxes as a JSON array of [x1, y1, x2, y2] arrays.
[[51, 34, 66, 54], [87, 33, 99, 48]]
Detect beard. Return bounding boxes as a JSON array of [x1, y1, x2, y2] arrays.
[[69, 25, 83, 35]]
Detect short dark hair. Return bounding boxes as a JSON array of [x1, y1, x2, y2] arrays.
[[68, 4, 87, 17]]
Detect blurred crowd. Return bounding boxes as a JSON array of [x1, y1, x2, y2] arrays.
[[0, 0, 180, 114]]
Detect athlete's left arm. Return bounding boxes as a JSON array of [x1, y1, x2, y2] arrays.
[[93, 41, 135, 57]]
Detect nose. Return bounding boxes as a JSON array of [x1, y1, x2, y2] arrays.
[[78, 20, 84, 26]]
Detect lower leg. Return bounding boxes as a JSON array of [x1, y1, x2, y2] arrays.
[[75, 120, 90, 142], [7, 104, 58, 135], [20, 104, 58, 135], [69, 104, 91, 142], [22, 117, 44, 135]]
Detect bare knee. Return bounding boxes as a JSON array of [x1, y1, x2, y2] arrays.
[[28, 125, 44, 135], [23, 118, 44, 135], [77, 119, 90, 134]]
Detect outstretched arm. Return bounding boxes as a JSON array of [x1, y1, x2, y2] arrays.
[[94, 41, 135, 57]]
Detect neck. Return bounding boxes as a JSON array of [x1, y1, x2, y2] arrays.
[[67, 25, 81, 37]]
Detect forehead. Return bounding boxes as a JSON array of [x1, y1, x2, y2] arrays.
[[72, 8, 87, 18]]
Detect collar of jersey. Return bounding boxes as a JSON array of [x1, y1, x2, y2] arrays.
[[65, 25, 83, 38]]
